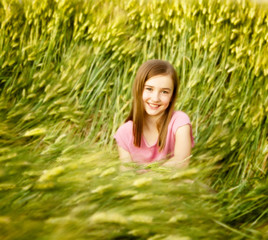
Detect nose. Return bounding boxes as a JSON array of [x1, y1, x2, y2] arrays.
[[151, 91, 160, 102]]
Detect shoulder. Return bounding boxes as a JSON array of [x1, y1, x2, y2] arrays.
[[170, 111, 195, 147], [114, 121, 133, 151], [170, 111, 191, 125], [169, 111, 191, 134], [116, 121, 133, 134], [114, 120, 133, 143]]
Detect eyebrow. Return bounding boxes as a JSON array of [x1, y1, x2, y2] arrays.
[[144, 84, 172, 91]]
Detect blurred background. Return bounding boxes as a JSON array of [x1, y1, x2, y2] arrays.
[[0, 0, 267, 239]]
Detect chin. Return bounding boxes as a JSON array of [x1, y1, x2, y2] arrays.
[[145, 110, 165, 117]]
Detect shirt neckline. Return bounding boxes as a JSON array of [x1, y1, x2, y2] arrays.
[[138, 111, 178, 148], [142, 134, 158, 148]]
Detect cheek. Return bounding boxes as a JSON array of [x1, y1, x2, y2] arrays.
[[142, 91, 149, 101], [162, 95, 172, 105]]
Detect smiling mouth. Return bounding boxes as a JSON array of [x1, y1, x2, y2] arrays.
[[148, 103, 160, 109]]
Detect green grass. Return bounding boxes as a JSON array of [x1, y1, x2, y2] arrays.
[[0, 0, 267, 239]]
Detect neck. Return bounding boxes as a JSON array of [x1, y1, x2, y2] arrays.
[[144, 113, 163, 130]]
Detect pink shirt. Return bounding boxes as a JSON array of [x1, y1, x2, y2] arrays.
[[114, 111, 194, 164]]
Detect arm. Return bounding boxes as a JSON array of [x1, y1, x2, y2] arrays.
[[162, 124, 192, 168], [117, 146, 133, 171], [118, 146, 148, 173]]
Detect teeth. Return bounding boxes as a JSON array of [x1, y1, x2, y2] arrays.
[[148, 103, 159, 108]]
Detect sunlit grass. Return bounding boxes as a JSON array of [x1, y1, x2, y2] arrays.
[[0, 0, 267, 239]]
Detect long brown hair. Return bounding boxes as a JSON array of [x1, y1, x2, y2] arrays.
[[126, 59, 179, 151]]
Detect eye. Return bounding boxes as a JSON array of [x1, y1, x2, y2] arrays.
[[162, 90, 170, 94], [145, 87, 153, 91]]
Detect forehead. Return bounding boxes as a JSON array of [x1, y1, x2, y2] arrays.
[[145, 75, 173, 89]]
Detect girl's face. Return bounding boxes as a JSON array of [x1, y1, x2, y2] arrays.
[[142, 75, 174, 118]]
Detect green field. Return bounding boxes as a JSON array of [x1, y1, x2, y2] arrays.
[[0, 0, 267, 239]]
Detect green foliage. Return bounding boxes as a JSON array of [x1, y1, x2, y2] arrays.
[[0, 0, 267, 239]]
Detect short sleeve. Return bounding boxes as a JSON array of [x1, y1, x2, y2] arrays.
[[172, 111, 195, 147], [114, 121, 133, 151]]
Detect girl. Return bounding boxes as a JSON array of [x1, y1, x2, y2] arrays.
[[114, 59, 194, 170]]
